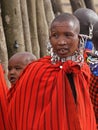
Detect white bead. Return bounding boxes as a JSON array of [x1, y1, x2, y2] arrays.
[[60, 65, 63, 69]]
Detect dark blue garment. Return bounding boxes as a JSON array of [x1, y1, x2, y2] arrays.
[[87, 56, 98, 76], [85, 40, 93, 50]]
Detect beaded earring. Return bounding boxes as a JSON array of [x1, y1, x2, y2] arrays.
[[89, 24, 93, 39], [47, 42, 60, 64]]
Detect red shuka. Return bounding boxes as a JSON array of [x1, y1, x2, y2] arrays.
[[89, 73, 98, 129], [0, 64, 9, 130], [8, 56, 96, 130]]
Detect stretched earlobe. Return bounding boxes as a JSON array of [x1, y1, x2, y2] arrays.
[[89, 24, 93, 39]]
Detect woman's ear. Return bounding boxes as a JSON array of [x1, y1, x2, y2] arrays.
[[78, 34, 82, 39], [78, 34, 85, 50], [78, 34, 82, 48], [78, 34, 84, 45]]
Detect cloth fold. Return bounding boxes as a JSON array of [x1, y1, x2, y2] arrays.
[[8, 56, 96, 130], [0, 64, 9, 130]]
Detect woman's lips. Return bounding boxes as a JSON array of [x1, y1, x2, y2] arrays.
[[58, 48, 69, 55]]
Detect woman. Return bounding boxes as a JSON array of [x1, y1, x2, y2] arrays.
[[8, 13, 96, 130]]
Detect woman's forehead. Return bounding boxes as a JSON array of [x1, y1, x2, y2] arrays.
[[50, 21, 79, 33], [51, 20, 75, 28]]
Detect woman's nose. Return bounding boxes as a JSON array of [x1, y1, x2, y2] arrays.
[[58, 40, 67, 45]]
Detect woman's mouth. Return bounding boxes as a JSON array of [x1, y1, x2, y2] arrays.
[[58, 48, 69, 55]]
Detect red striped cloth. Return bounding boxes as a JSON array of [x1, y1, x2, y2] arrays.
[[8, 56, 96, 130], [0, 64, 9, 130], [89, 73, 98, 129]]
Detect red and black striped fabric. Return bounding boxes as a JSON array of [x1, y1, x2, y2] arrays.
[[8, 56, 96, 130], [89, 73, 98, 129], [0, 64, 9, 130]]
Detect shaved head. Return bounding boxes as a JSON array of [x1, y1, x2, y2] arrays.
[[92, 22, 98, 50], [74, 8, 98, 35], [50, 13, 80, 34], [9, 52, 37, 65], [8, 52, 37, 85]]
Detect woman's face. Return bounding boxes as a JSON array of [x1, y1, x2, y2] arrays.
[[49, 21, 80, 58]]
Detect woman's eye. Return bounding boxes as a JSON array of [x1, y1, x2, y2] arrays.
[[52, 33, 58, 38], [64, 32, 73, 37]]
